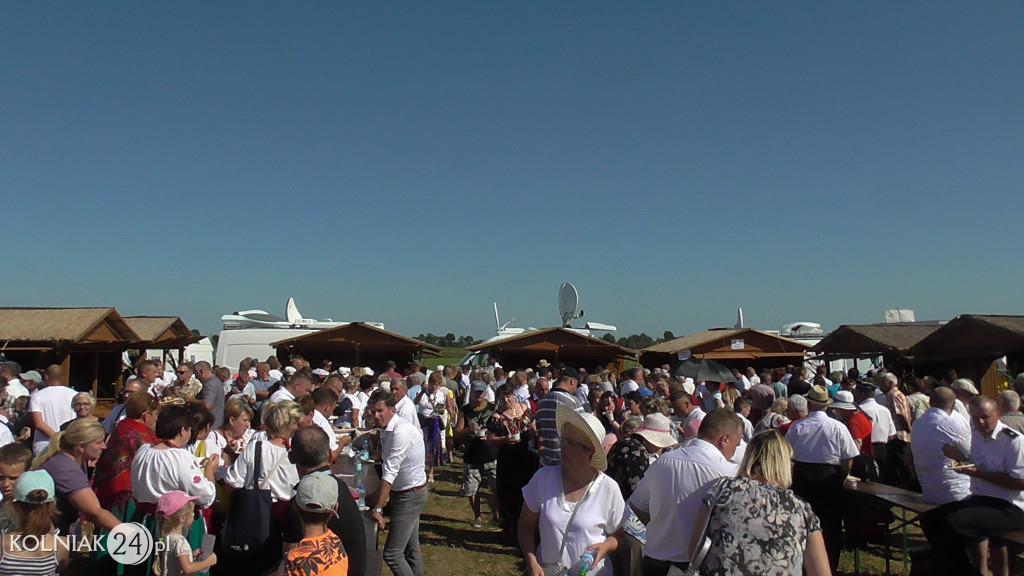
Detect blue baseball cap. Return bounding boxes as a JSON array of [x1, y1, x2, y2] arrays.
[[13, 470, 55, 504]]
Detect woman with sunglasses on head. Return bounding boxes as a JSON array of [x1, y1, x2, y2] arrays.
[[519, 405, 624, 576]]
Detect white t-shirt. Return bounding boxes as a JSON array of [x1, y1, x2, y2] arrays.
[[224, 437, 299, 503], [268, 387, 296, 404], [30, 386, 79, 454], [4, 379, 30, 399], [0, 425, 13, 449], [312, 410, 339, 451], [522, 467, 624, 576]]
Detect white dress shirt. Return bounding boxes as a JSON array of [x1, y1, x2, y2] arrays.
[[312, 409, 339, 451], [268, 386, 296, 404], [787, 410, 860, 465], [381, 413, 427, 491], [629, 438, 737, 562], [858, 397, 896, 444], [223, 437, 299, 503], [911, 407, 971, 504], [395, 395, 418, 427], [971, 420, 1024, 511], [4, 380, 30, 399]]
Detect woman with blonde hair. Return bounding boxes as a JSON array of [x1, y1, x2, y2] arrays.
[[33, 418, 121, 536], [222, 400, 301, 573], [754, 397, 790, 434], [689, 429, 830, 576]]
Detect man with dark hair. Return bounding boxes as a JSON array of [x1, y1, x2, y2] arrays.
[[283, 427, 366, 576], [922, 396, 1024, 576], [366, 389, 428, 576], [310, 388, 343, 459], [629, 409, 741, 576], [534, 368, 582, 467]]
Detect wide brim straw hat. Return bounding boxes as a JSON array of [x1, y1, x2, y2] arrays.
[[555, 404, 608, 472], [636, 413, 678, 448], [806, 384, 832, 405]]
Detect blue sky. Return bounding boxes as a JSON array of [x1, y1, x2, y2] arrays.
[[3, 3, 1022, 341]]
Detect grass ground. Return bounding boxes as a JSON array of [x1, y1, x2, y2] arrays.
[[377, 451, 945, 576]]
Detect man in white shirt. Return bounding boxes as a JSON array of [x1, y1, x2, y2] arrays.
[[911, 387, 971, 504], [366, 389, 428, 576], [922, 396, 1024, 576], [669, 387, 705, 443], [854, 382, 896, 483], [629, 409, 742, 576], [268, 373, 313, 404], [30, 365, 79, 454], [787, 385, 860, 573], [135, 359, 162, 397], [1, 362, 30, 399], [390, 379, 419, 427], [310, 388, 343, 460]]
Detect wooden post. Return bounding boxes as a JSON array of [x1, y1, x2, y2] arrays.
[[91, 353, 99, 396]]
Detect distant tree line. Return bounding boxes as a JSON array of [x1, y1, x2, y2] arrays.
[[602, 330, 676, 349], [413, 330, 679, 350], [416, 333, 477, 348]]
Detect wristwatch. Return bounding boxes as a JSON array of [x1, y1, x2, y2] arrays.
[[372, 508, 383, 515]]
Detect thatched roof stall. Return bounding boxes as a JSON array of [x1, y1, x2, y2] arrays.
[[0, 307, 141, 399], [464, 328, 637, 372], [640, 328, 809, 371], [810, 322, 942, 374], [271, 323, 442, 374], [907, 315, 1024, 397], [125, 316, 203, 364]]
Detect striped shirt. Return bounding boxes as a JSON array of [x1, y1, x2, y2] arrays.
[[535, 389, 582, 467], [0, 541, 59, 576]]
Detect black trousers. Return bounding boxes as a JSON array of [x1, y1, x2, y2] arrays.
[[921, 495, 1024, 576], [792, 462, 844, 573], [640, 555, 689, 576], [884, 438, 916, 489], [872, 442, 889, 483]]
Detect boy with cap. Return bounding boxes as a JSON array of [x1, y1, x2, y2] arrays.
[[0, 443, 32, 533], [284, 473, 348, 576]]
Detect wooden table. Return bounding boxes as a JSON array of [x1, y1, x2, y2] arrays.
[[845, 481, 937, 576]]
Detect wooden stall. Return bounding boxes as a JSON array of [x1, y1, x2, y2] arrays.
[[271, 322, 442, 374], [463, 327, 636, 373], [907, 315, 1024, 398], [640, 328, 809, 371], [0, 307, 141, 400], [810, 322, 942, 377], [125, 316, 203, 366]]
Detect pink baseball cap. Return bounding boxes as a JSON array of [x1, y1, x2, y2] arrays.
[[157, 491, 199, 516]]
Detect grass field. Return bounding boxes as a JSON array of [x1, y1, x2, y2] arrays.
[[377, 451, 941, 576]]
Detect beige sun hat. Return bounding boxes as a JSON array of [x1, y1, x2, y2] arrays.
[[635, 413, 677, 448], [555, 404, 608, 471]]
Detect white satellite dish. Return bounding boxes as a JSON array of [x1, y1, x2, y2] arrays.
[[558, 282, 583, 327]]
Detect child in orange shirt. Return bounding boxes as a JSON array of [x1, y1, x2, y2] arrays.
[[285, 473, 349, 576]]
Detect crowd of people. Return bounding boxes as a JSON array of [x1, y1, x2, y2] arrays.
[[0, 354, 1022, 576]]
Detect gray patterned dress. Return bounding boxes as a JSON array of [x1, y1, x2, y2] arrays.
[[701, 476, 822, 576]]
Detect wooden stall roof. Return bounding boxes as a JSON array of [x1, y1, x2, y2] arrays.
[[907, 315, 1024, 360], [270, 322, 443, 356], [0, 307, 140, 349], [642, 328, 809, 357], [465, 327, 637, 359], [810, 322, 943, 357], [125, 316, 203, 349]]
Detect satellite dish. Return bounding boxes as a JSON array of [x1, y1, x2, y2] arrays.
[[558, 282, 581, 327]]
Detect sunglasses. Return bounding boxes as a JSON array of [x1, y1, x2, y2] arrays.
[[176, 370, 190, 375]]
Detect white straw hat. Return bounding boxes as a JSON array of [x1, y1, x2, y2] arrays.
[[635, 413, 678, 448], [555, 404, 608, 471]]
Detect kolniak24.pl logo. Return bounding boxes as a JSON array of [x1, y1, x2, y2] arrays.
[[11, 523, 159, 565]]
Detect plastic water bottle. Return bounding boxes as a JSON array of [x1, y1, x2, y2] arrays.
[[357, 481, 366, 510], [578, 551, 595, 576]]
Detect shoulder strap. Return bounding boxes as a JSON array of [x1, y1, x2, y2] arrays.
[[556, 473, 598, 562], [690, 478, 730, 568], [250, 441, 263, 490], [260, 448, 289, 491]]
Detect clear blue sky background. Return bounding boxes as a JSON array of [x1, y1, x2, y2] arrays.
[[3, 3, 1022, 341]]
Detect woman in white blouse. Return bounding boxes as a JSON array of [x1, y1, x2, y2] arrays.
[[128, 405, 218, 576], [223, 400, 301, 512]]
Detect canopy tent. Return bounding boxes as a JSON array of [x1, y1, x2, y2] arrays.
[[907, 315, 1024, 397], [464, 327, 636, 372], [271, 322, 442, 374], [640, 328, 809, 371], [0, 307, 141, 399]]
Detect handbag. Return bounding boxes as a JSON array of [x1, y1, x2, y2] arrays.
[[681, 479, 729, 576], [542, 475, 598, 576], [220, 441, 287, 557]]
